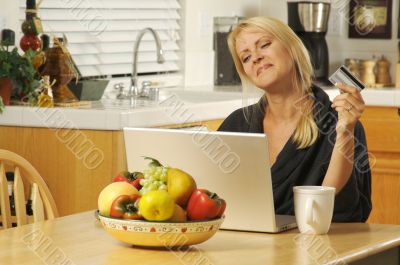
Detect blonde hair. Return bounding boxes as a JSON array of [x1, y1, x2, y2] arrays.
[[228, 16, 319, 149]]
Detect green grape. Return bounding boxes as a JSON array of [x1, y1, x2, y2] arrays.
[[139, 187, 148, 195], [140, 178, 148, 186], [158, 184, 167, 191], [160, 172, 167, 183], [139, 164, 168, 195], [148, 175, 156, 182], [155, 167, 162, 177], [153, 174, 160, 181], [149, 182, 159, 191], [149, 166, 156, 173]]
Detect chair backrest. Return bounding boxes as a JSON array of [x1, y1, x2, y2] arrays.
[[0, 149, 59, 229]]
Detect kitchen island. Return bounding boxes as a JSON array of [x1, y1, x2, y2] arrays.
[[0, 87, 399, 223]]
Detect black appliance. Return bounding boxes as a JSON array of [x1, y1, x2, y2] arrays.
[[214, 17, 243, 86], [288, 1, 330, 85]]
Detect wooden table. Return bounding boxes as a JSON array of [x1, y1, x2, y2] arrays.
[[1, 211, 399, 265]]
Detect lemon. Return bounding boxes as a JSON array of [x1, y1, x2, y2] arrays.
[[138, 190, 175, 221]]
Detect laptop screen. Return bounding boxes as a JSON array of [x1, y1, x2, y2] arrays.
[[123, 127, 279, 232]]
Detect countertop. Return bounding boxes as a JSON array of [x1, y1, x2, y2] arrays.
[[0, 86, 399, 130]]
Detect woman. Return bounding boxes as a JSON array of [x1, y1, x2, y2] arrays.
[[218, 17, 371, 222]]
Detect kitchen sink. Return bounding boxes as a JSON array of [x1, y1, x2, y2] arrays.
[[89, 88, 242, 110]]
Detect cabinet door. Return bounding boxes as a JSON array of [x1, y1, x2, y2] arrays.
[[361, 107, 400, 224]]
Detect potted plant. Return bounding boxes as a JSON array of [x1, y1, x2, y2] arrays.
[[0, 30, 40, 113]]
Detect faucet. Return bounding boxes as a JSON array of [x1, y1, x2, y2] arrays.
[[128, 28, 165, 100]]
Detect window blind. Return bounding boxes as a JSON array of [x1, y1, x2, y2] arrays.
[[19, 0, 181, 78]]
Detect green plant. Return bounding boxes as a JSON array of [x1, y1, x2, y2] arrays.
[[0, 45, 40, 105]]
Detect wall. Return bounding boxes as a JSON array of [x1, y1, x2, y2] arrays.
[[261, 0, 399, 82], [182, 0, 261, 87], [0, 0, 262, 88], [183, 0, 399, 86], [1, 0, 398, 87], [0, 0, 19, 36]]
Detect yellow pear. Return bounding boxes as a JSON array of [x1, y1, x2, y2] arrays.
[[167, 168, 197, 207], [168, 204, 187, 222]]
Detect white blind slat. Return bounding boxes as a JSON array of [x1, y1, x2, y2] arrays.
[[22, 9, 180, 21], [74, 52, 179, 66], [67, 42, 179, 55], [41, 20, 180, 33], [79, 62, 179, 77], [19, 0, 182, 79], [39, 31, 180, 44], [20, 0, 180, 9]]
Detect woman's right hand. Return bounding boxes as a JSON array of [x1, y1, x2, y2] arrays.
[[331, 82, 365, 134]]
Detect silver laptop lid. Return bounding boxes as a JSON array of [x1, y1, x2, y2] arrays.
[[123, 127, 277, 232]]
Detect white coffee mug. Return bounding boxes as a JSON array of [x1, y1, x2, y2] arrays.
[[293, 186, 336, 235]]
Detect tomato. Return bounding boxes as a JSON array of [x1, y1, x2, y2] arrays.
[[112, 171, 130, 182], [187, 189, 226, 221], [130, 175, 144, 190], [110, 194, 142, 220], [113, 171, 144, 190]]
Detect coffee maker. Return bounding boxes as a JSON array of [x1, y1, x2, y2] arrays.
[[288, 1, 330, 85], [214, 17, 244, 86]]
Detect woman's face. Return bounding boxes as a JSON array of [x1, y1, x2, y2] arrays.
[[235, 31, 294, 90]]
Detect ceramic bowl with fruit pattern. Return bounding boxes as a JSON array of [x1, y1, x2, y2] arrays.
[[98, 213, 224, 247]]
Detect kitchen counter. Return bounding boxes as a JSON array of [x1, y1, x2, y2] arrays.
[[0, 86, 399, 130], [324, 87, 400, 107]]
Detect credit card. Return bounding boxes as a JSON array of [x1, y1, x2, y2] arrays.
[[328, 65, 365, 91]]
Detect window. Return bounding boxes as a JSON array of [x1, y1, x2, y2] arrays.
[[19, 0, 181, 80]]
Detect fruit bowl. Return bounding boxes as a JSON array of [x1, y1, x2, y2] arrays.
[[98, 213, 224, 247]]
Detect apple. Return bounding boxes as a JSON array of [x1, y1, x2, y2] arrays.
[[168, 204, 187, 222], [167, 168, 197, 207], [138, 190, 175, 221], [98, 182, 138, 217]]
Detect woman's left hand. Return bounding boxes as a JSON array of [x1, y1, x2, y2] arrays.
[[331, 83, 365, 134]]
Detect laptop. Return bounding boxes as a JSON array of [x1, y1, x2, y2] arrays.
[[123, 127, 297, 233]]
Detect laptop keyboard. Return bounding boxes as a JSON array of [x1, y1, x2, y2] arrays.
[[276, 214, 296, 225]]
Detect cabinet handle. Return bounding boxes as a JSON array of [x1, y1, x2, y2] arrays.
[[398, 108, 400, 117]]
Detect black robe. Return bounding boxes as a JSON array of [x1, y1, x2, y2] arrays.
[[218, 85, 372, 222]]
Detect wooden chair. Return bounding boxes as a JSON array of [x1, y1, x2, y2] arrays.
[[0, 149, 59, 229]]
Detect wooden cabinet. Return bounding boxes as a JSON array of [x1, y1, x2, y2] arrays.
[[0, 126, 126, 216], [0, 119, 224, 216], [186, 113, 400, 224], [3, 107, 399, 225], [361, 107, 400, 224], [171, 115, 400, 224], [172, 113, 400, 224]]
